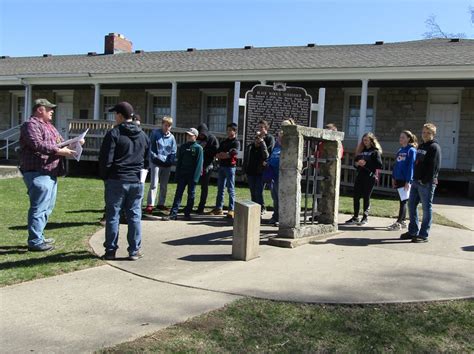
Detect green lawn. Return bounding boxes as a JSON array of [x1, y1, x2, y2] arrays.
[[102, 298, 474, 353], [0, 176, 465, 287]]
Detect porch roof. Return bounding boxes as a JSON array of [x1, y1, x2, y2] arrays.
[[1, 39, 473, 79]]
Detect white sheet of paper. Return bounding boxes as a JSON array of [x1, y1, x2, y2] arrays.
[[58, 129, 89, 148], [140, 169, 148, 183], [397, 185, 411, 201]]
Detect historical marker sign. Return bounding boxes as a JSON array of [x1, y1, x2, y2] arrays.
[[243, 83, 312, 147]]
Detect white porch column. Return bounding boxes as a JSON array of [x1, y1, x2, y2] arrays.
[[316, 88, 326, 128], [357, 79, 369, 140], [93, 83, 101, 120], [232, 81, 241, 125], [171, 81, 178, 125], [24, 84, 32, 121]]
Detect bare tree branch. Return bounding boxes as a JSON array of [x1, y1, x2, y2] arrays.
[[422, 14, 467, 39]]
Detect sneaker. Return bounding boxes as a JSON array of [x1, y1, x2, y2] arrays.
[[144, 205, 154, 214], [43, 238, 55, 244], [399, 221, 407, 229], [400, 232, 415, 240], [358, 217, 368, 225], [196, 208, 205, 215], [162, 214, 177, 221], [101, 250, 116, 260], [184, 214, 192, 221], [128, 251, 144, 261], [207, 208, 224, 216], [387, 222, 402, 231], [412, 236, 428, 243], [226, 211, 235, 219], [28, 243, 54, 252], [345, 216, 359, 224], [99, 215, 106, 226], [266, 217, 279, 225], [156, 205, 170, 211]]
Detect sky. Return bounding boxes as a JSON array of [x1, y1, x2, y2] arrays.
[[0, 0, 472, 57]]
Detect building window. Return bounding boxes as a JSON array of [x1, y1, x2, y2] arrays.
[[102, 95, 119, 121], [343, 89, 377, 138], [152, 96, 171, 124], [205, 95, 228, 132]]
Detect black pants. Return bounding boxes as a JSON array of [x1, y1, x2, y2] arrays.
[[394, 179, 408, 223], [353, 174, 376, 218], [198, 168, 212, 211]]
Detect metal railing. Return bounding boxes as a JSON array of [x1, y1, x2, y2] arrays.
[[0, 125, 21, 160]]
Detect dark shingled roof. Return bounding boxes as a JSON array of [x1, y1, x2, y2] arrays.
[[1, 39, 473, 77]]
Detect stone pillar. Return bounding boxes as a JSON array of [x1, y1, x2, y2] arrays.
[[317, 140, 343, 225], [232, 200, 261, 261], [278, 125, 304, 238], [93, 83, 101, 120]]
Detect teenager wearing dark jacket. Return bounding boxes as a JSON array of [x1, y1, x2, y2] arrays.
[[196, 123, 219, 214], [346, 132, 383, 225], [401, 123, 441, 243], [164, 128, 203, 221], [209, 123, 240, 219], [99, 102, 150, 261], [387, 130, 417, 231], [243, 131, 269, 211]]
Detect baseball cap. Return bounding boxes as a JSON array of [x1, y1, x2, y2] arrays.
[[108, 101, 134, 119], [34, 98, 56, 108], [186, 128, 199, 137]]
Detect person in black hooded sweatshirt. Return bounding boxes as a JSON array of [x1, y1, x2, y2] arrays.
[[196, 123, 219, 214], [401, 123, 441, 243], [346, 132, 383, 226], [99, 102, 150, 261]]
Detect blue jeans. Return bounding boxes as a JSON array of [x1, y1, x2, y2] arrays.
[[216, 166, 236, 211], [271, 178, 279, 221], [23, 172, 58, 247], [104, 179, 144, 256], [170, 175, 196, 217], [408, 180, 436, 238], [247, 174, 264, 208]]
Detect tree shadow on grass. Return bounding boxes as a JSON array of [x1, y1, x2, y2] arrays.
[[66, 209, 104, 214], [0, 251, 98, 270], [9, 221, 101, 231], [0, 245, 28, 255]]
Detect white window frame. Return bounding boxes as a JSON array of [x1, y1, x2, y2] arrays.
[[146, 89, 171, 125], [342, 88, 379, 140], [200, 89, 229, 133], [101, 89, 120, 121], [9, 90, 25, 127]]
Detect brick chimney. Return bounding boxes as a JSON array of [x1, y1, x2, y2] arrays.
[[104, 33, 133, 54]]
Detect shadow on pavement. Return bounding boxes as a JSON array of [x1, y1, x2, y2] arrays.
[[178, 254, 234, 262], [314, 237, 411, 247], [164, 230, 233, 246], [461, 245, 474, 252]]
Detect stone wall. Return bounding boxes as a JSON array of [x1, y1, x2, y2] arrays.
[[458, 88, 474, 171], [73, 88, 94, 119]]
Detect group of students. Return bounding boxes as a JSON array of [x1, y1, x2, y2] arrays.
[[345, 123, 441, 243]]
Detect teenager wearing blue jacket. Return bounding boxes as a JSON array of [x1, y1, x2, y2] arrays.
[[145, 116, 177, 213], [387, 130, 417, 231]]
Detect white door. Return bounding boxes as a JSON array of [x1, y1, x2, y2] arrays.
[[428, 103, 459, 169], [55, 102, 73, 138]]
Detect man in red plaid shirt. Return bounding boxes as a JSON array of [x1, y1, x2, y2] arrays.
[[19, 99, 79, 252]]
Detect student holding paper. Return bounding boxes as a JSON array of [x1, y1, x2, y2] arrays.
[[19, 99, 81, 252], [387, 130, 417, 231], [99, 102, 150, 261]]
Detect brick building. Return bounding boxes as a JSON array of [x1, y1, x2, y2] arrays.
[[1, 34, 473, 194]]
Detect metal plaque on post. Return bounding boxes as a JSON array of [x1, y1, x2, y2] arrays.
[[243, 82, 312, 148]]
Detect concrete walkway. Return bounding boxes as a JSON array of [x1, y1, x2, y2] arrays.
[[1, 213, 473, 353], [434, 196, 474, 230]]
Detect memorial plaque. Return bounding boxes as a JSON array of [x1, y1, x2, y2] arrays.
[[244, 83, 312, 147]]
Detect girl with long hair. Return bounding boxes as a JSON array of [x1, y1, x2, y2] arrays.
[[387, 130, 418, 230], [346, 132, 383, 225]]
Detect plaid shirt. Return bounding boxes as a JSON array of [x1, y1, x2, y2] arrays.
[[19, 116, 65, 176]]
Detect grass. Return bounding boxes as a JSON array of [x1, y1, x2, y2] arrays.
[[102, 298, 474, 353], [0, 176, 466, 287]]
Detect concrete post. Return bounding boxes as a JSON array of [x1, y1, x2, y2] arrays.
[[93, 83, 101, 120], [278, 125, 304, 237], [357, 79, 369, 140], [232, 200, 261, 261]]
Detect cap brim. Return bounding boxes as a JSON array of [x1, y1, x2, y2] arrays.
[[185, 131, 194, 136], [108, 108, 117, 112]]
